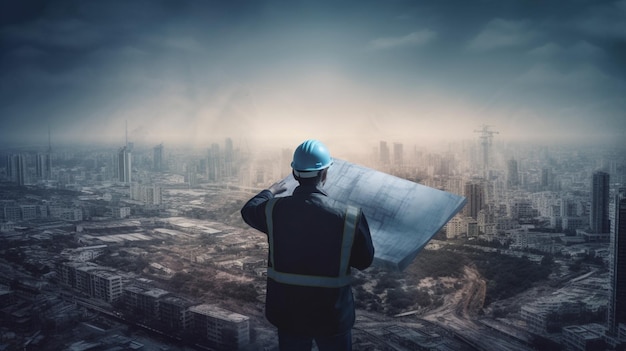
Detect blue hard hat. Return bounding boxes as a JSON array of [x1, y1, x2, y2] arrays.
[[291, 139, 333, 172]]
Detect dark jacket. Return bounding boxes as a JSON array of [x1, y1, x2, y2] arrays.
[[240, 184, 375, 336]]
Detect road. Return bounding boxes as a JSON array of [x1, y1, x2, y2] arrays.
[[421, 266, 534, 351]]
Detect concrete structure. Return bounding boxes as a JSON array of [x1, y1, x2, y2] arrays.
[[59, 262, 123, 302], [608, 188, 626, 335], [521, 305, 549, 334], [393, 142, 403, 167], [562, 323, 606, 351], [159, 295, 194, 331], [207, 143, 222, 182], [507, 159, 519, 188], [153, 143, 164, 171], [464, 180, 484, 220], [123, 286, 170, 318], [15, 154, 26, 186], [131, 183, 163, 205], [590, 171, 609, 234], [379, 140, 390, 166], [49, 206, 83, 221], [118, 146, 132, 184], [189, 304, 250, 351]]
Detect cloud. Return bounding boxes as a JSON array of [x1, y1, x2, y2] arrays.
[[568, 41, 604, 59], [527, 42, 562, 57], [468, 18, 535, 51], [577, 0, 626, 39], [2, 18, 105, 50], [527, 41, 604, 61], [367, 29, 437, 51], [516, 63, 617, 91]]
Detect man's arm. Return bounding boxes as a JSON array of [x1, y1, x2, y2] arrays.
[[350, 213, 375, 270], [240, 179, 288, 234]]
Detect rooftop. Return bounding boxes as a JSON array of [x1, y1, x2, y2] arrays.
[[188, 304, 249, 323]]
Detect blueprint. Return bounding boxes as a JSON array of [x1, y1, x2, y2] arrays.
[[276, 159, 467, 271]]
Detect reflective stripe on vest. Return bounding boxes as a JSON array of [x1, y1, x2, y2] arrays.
[[265, 198, 360, 288]]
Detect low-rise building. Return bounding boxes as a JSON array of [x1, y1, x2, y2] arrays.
[[58, 262, 123, 302], [189, 304, 250, 351], [562, 323, 606, 351], [122, 285, 169, 319], [159, 295, 194, 331]]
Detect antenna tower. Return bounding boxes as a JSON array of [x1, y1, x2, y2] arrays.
[[473, 124, 499, 177]]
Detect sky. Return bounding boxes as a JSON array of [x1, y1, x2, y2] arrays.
[[1, 0, 625, 151]]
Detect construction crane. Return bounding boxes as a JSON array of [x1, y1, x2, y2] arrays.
[[474, 124, 499, 177]]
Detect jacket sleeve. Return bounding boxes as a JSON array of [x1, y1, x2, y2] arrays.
[[350, 212, 375, 270], [240, 189, 274, 234]]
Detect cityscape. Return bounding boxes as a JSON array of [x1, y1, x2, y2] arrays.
[[1, 1, 625, 350], [0, 127, 624, 351]]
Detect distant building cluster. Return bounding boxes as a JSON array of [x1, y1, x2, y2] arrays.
[[0, 199, 82, 225], [57, 261, 250, 350], [1, 130, 626, 350]]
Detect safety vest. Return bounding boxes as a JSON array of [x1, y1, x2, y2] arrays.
[[264, 198, 360, 288]]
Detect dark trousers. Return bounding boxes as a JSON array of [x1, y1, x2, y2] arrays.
[[278, 329, 352, 351]]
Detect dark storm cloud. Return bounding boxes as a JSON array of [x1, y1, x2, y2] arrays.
[[0, 0, 624, 147]]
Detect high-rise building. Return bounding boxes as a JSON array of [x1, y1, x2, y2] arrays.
[[608, 188, 626, 335], [507, 159, 519, 189], [463, 180, 484, 220], [35, 153, 52, 179], [379, 141, 390, 166], [224, 137, 234, 179], [207, 143, 221, 182], [393, 142, 403, 166], [153, 143, 164, 171], [590, 171, 610, 233], [225, 137, 234, 162], [118, 146, 132, 184], [6, 155, 15, 182], [474, 125, 498, 177], [15, 154, 26, 186], [44, 127, 52, 179]]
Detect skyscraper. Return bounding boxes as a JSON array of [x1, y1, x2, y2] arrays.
[[590, 171, 610, 233], [118, 122, 132, 184], [36, 153, 48, 179], [118, 146, 132, 184], [6, 154, 14, 181], [36, 128, 53, 180], [608, 188, 626, 335], [45, 126, 52, 179], [541, 167, 552, 190], [15, 154, 26, 186], [207, 143, 221, 182], [463, 180, 484, 220], [393, 142, 403, 166], [379, 141, 390, 166], [153, 143, 164, 171], [507, 159, 519, 189], [224, 137, 234, 179]]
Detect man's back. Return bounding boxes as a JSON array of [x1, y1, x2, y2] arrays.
[[241, 184, 374, 336], [240, 138, 374, 350]]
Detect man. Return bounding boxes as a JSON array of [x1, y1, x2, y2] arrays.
[[241, 139, 375, 351]]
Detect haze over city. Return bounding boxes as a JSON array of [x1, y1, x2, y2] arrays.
[[2, 2, 626, 349], [1, 0, 625, 150]]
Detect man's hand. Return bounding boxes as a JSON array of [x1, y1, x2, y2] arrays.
[[268, 179, 288, 195]]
